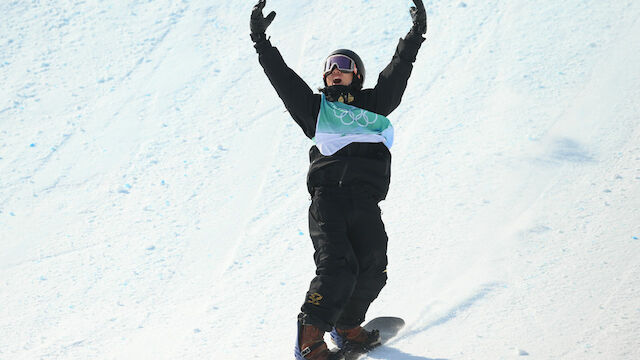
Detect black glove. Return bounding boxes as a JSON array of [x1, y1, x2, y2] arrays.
[[407, 0, 427, 38], [250, 0, 276, 42]]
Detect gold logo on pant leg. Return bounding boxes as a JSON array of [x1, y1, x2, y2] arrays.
[[307, 293, 323, 306]]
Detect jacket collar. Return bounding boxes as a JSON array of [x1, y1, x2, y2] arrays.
[[320, 85, 358, 104]]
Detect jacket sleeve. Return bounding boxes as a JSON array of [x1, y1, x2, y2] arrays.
[[254, 39, 320, 139], [365, 35, 425, 116]]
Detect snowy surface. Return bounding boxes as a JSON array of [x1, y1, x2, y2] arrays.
[[1, 1, 639, 359]]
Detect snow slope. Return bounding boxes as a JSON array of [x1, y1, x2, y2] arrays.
[[1, 0, 639, 359]]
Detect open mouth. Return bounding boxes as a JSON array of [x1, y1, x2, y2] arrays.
[[332, 78, 342, 84]]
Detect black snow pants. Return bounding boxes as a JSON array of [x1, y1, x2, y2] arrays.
[[300, 187, 388, 331]]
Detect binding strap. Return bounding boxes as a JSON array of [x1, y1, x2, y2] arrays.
[[301, 341, 325, 357]]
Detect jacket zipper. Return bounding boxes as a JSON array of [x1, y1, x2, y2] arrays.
[[338, 162, 349, 187]]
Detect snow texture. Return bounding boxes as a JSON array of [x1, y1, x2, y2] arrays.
[[1, 1, 639, 359]]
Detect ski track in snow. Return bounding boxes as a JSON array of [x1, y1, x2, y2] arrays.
[[1, 1, 640, 359]]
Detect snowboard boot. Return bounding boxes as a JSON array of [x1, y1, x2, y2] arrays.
[[330, 325, 381, 353], [295, 315, 343, 360]]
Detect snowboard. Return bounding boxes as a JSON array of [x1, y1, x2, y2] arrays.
[[341, 316, 405, 360]]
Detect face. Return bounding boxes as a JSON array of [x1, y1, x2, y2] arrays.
[[325, 67, 354, 86]]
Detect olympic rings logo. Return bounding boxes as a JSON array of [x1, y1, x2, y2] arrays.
[[331, 106, 379, 127]]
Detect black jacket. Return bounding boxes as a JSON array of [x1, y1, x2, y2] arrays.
[[254, 36, 424, 200]]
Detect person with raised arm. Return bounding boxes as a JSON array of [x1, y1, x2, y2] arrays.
[[250, 1, 427, 358]]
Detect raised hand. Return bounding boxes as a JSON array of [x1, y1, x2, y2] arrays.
[[409, 0, 427, 36], [250, 0, 276, 41]]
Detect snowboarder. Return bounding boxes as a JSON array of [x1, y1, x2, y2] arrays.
[[250, 1, 427, 359]]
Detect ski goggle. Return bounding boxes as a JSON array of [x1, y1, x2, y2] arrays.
[[324, 54, 357, 75]]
